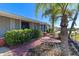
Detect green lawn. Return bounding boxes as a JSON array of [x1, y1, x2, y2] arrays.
[[72, 33, 79, 41]]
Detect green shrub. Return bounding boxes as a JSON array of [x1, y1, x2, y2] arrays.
[[24, 29, 33, 41], [4, 29, 42, 45], [46, 28, 51, 33], [4, 29, 24, 45], [32, 29, 43, 38]]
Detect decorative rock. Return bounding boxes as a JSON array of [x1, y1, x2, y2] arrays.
[[0, 38, 5, 46]]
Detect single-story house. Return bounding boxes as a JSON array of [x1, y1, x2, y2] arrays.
[[0, 11, 50, 37]]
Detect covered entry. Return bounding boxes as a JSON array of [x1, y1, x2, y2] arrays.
[[21, 21, 30, 29]]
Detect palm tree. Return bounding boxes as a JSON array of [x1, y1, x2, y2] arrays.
[[35, 3, 76, 55], [57, 3, 70, 55], [42, 5, 60, 38]]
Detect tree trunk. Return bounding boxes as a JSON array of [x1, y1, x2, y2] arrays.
[[51, 19, 55, 38], [68, 11, 78, 38], [60, 14, 70, 56]]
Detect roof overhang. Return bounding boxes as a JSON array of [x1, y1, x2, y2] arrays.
[[0, 11, 50, 26]]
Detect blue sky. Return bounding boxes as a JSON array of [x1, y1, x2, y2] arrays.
[[0, 3, 79, 28], [0, 3, 50, 24]]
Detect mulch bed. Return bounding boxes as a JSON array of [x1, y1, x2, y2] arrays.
[[4, 36, 62, 56], [27, 39, 79, 56], [2, 34, 79, 56], [27, 42, 62, 56]]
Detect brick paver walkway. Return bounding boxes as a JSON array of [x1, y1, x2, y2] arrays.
[[0, 36, 61, 56]]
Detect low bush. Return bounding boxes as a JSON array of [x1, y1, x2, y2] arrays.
[[46, 28, 52, 33], [24, 29, 33, 41], [32, 29, 43, 38], [4, 29, 42, 45]]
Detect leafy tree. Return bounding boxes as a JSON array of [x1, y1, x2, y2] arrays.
[[35, 3, 77, 55]]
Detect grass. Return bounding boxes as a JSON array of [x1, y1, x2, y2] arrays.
[[71, 33, 79, 41]]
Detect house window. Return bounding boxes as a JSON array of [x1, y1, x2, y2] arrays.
[[10, 19, 15, 30]]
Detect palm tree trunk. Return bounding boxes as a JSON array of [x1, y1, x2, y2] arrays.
[[60, 14, 70, 56], [51, 19, 55, 38], [68, 11, 78, 38]]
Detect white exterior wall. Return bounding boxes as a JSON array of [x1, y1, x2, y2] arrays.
[[0, 16, 21, 37], [0, 16, 10, 37]]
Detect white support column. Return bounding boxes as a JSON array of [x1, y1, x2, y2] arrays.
[[20, 19, 21, 29]]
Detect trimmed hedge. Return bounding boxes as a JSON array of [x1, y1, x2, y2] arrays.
[[4, 29, 42, 45]]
